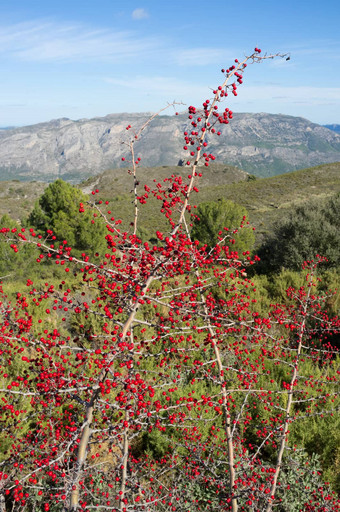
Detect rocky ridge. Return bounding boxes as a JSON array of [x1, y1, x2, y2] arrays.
[[0, 112, 339, 182]]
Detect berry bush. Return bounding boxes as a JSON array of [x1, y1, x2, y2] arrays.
[[0, 49, 339, 512]]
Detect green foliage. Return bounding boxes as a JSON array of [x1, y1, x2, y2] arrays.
[[0, 214, 37, 278], [27, 179, 107, 256], [291, 403, 340, 494], [2, 163, 340, 252], [276, 450, 331, 512], [173, 478, 222, 511], [131, 428, 173, 461], [190, 198, 255, 252], [257, 192, 340, 272]]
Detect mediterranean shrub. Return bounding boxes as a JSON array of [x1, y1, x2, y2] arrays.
[[0, 49, 339, 512]]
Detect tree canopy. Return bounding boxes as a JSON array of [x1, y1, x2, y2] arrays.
[[257, 193, 340, 272], [190, 198, 255, 253], [27, 179, 106, 256]]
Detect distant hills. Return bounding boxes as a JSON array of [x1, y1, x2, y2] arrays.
[[1, 162, 339, 247], [323, 124, 340, 133], [0, 113, 339, 183]]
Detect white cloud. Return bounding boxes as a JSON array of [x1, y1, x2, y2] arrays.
[[0, 20, 156, 62], [132, 8, 149, 20], [104, 75, 207, 100], [174, 47, 233, 67], [103, 77, 340, 122], [104, 76, 340, 105]]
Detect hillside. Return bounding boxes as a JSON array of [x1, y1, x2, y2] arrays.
[[0, 163, 247, 222], [1, 162, 339, 247], [81, 162, 340, 245], [0, 180, 48, 221], [0, 112, 339, 182]]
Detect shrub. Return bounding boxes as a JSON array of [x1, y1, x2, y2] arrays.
[[190, 198, 255, 253], [257, 193, 340, 273], [27, 179, 106, 256], [0, 49, 339, 512]]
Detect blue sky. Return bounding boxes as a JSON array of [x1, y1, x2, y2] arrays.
[[0, 0, 339, 126]]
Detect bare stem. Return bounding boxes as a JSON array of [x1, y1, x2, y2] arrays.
[[118, 413, 129, 512], [200, 290, 237, 511], [265, 278, 313, 512], [70, 407, 94, 510]]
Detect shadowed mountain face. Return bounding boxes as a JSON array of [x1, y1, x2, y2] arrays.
[[0, 112, 339, 183], [324, 124, 340, 133]]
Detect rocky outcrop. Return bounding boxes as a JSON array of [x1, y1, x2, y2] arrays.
[[0, 112, 339, 182]]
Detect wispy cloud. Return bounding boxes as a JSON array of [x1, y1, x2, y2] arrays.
[[104, 77, 340, 107], [132, 8, 149, 20], [239, 85, 340, 106], [0, 18, 244, 69], [0, 103, 27, 108], [174, 48, 233, 67], [104, 75, 207, 99], [0, 20, 157, 62], [277, 40, 340, 63]]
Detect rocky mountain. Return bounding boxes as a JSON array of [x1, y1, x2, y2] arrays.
[[0, 112, 339, 183]]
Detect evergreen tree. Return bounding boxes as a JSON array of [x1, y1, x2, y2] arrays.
[[27, 179, 106, 257], [190, 198, 255, 253]]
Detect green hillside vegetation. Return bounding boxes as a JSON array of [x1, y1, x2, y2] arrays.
[[1, 161, 339, 301], [0, 162, 339, 503], [0, 179, 47, 221], [81, 161, 340, 244], [0, 162, 339, 247], [257, 192, 340, 272]]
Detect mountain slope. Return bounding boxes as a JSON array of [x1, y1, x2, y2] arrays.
[[81, 162, 340, 244], [2, 162, 339, 250], [0, 113, 339, 182]]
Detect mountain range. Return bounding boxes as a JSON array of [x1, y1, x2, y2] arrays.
[[0, 112, 339, 183], [323, 124, 340, 133]]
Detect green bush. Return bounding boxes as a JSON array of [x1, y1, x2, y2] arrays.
[[190, 198, 255, 253], [27, 179, 107, 257], [0, 214, 37, 278], [257, 193, 340, 273]]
